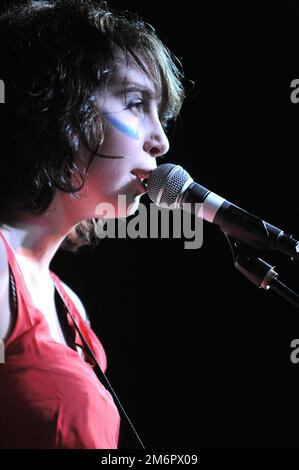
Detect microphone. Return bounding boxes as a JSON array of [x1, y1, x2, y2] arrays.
[[147, 163, 299, 259]]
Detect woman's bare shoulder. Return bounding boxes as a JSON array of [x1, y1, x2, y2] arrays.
[[60, 280, 90, 326]]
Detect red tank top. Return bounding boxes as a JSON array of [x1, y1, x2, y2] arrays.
[[0, 231, 120, 449]]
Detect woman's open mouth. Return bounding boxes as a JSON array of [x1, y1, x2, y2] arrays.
[[131, 170, 152, 190]]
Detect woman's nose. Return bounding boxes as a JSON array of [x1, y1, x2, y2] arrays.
[[143, 118, 170, 158]]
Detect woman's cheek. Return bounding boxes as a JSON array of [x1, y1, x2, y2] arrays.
[[106, 113, 140, 140], [102, 113, 142, 152]]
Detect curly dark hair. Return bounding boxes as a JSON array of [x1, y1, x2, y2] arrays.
[[0, 0, 185, 251]]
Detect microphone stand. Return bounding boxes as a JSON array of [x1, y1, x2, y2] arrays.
[[225, 235, 299, 309]]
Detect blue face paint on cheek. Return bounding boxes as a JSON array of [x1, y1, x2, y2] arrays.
[[106, 114, 139, 140]]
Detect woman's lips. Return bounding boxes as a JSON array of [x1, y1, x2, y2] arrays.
[[130, 169, 153, 191], [131, 169, 152, 181]]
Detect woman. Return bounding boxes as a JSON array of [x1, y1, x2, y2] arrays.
[[0, 0, 184, 448]]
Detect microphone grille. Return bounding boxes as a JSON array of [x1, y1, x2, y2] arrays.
[[147, 163, 192, 208]]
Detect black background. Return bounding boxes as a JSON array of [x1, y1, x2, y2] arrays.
[[4, 0, 299, 450]]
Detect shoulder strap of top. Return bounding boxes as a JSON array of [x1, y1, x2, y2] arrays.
[[50, 272, 81, 321]]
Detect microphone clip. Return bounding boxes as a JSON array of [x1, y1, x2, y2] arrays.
[[225, 236, 278, 290], [225, 235, 299, 309]]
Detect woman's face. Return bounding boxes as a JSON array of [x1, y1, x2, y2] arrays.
[[72, 59, 169, 219]]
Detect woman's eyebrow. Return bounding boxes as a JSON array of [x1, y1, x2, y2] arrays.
[[122, 84, 155, 97]]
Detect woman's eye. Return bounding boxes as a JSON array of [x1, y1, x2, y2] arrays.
[[126, 100, 144, 112]]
